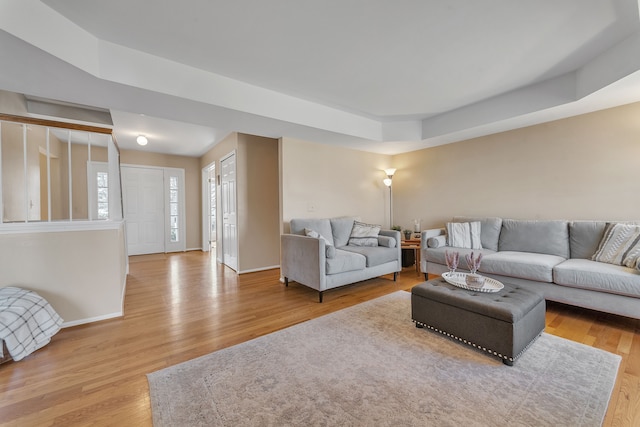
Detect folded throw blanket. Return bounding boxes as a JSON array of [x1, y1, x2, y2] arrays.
[[0, 287, 63, 361]]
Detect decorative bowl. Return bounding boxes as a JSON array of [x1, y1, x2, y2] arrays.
[[465, 273, 485, 288]]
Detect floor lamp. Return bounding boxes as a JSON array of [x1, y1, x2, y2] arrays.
[[383, 168, 396, 229]]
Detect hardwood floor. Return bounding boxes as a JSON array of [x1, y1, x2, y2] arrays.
[[0, 251, 638, 426]]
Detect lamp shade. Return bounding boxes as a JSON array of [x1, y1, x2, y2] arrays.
[[384, 168, 396, 177], [383, 178, 392, 187]]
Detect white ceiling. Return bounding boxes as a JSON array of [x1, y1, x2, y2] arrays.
[[1, 0, 640, 156]]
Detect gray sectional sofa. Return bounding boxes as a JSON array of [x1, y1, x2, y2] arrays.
[[281, 217, 401, 302], [421, 216, 640, 319]]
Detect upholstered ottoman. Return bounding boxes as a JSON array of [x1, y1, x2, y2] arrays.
[[411, 278, 545, 365]]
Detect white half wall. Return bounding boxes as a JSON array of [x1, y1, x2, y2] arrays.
[[0, 222, 128, 326]]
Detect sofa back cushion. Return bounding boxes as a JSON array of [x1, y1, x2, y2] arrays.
[[290, 218, 335, 246], [453, 216, 502, 251], [569, 221, 607, 259], [330, 217, 357, 247], [498, 219, 569, 258]]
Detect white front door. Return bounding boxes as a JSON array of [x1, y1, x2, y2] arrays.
[[122, 166, 165, 255], [221, 153, 237, 271]]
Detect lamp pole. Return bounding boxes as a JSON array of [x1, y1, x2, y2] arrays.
[[389, 184, 393, 229], [383, 168, 396, 229]]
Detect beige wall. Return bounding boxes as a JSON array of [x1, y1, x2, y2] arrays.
[[281, 137, 393, 230], [0, 223, 128, 325], [200, 132, 237, 170], [392, 102, 640, 230], [1, 123, 47, 221], [237, 133, 280, 272], [121, 149, 201, 250], [200, 132, 280, 272]]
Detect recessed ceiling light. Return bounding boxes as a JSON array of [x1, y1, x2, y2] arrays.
[[136, 135, 148, 146]]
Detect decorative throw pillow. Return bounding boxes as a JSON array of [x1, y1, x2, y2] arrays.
[[305, 228, 336, 258], [446, 221, 482, 249], [591, 223, 640, 267], [348, 221, 381, 247]]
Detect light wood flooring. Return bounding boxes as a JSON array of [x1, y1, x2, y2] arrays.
[[0, 251, 639, 426]]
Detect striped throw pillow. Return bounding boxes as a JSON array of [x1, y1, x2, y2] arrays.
[[446, 221, 482, 249], [591, 223, 640, 267], [348, 221, 381, 247]]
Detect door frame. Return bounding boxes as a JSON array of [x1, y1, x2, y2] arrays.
[[201, 160, 216, 253]]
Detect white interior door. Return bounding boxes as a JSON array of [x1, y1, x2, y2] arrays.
[[122, 166, 165, 255], [221, 153, 237, 271]]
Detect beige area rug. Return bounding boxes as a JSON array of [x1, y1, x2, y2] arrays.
[[147, 291, 620, 426]]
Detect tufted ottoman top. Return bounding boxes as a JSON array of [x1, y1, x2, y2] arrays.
[[411, 278, 544, 323]]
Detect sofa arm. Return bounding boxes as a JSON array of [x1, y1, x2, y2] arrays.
[[281, 234, 325, 291], [421, 228, 445, 249]]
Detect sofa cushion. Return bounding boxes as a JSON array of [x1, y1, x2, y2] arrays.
[[498, 219, 570, 258], [425, 247, 496, 268], [480, 251, 565, 283], [446, 221, 482, 249], [569, 221, 607, 259], [554, 259, 640, 298], [340, 245, 398, 267], [592, 223, 640, 268], [290, 218, 334, 246], [330, 217, 357, 247], [326, 249, 366, 275], [453, 216, 502, 251], [348, 221, 381, 247]]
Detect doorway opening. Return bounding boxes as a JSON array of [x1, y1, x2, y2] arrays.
[[202, 162, 217, 253]]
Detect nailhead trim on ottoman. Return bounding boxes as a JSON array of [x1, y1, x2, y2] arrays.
[[411, 278, 546, 365]]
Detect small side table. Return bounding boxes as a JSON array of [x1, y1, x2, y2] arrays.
[[401, 239, 421, 273]]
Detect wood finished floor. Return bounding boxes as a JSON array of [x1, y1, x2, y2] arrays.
[[0, 251, 638, 426]]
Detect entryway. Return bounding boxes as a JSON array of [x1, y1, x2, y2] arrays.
[[120, 165, 186, 255]]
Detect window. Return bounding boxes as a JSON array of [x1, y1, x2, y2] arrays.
[[169, 175, 179, 243], [97, 171, 109, 219]]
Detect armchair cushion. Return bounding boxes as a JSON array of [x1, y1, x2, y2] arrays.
[[326, 250, 366, 275], [305, 228, 336, 258], [341, 246, 399, 267], [330, 217, 357, 247], [290, 218, 334, 246]]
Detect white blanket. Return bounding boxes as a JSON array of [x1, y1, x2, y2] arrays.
[[0, 287, 63, 361]]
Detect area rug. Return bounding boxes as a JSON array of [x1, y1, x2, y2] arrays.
[[147, 291, 621, 426]]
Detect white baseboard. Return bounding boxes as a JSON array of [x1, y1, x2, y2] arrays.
[[61, 311, 123, 328], [238, 265, 280, 274]]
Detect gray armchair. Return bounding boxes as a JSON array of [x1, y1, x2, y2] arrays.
[[281, 217, 401, 302]]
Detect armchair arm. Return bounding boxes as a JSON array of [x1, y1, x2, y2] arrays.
[[379, 229, 402, 272], [379, 229, 401, 244], [281, 234, 325, 291]]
